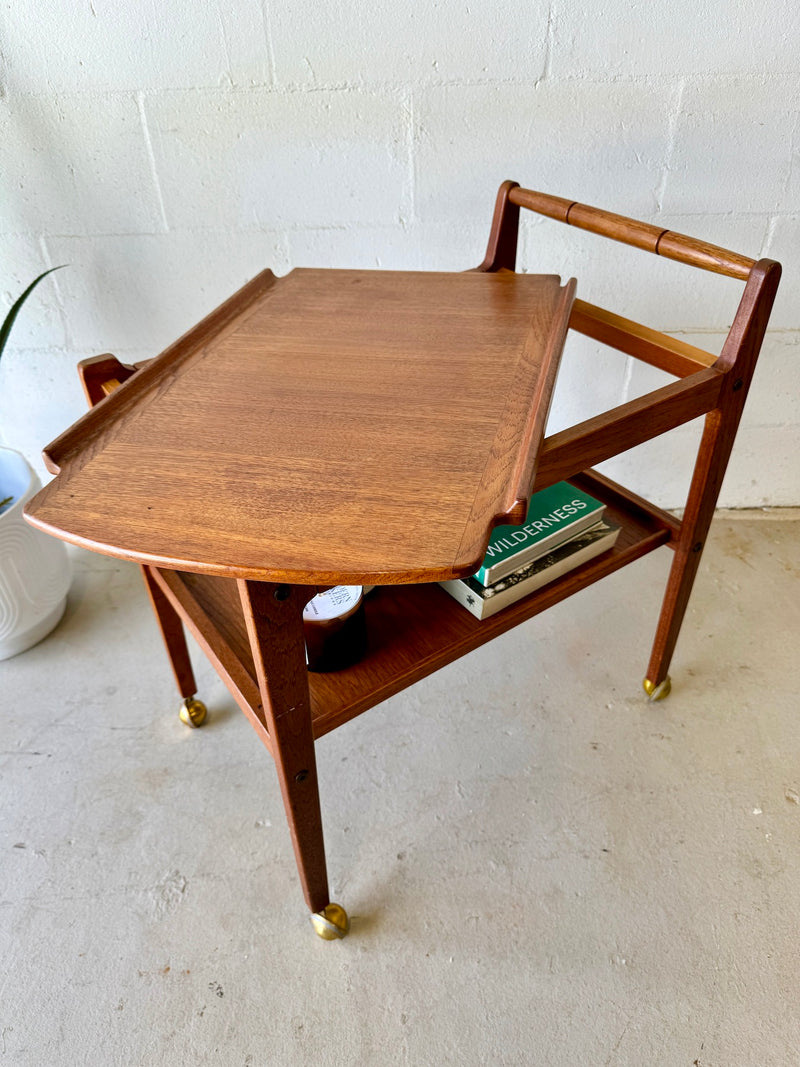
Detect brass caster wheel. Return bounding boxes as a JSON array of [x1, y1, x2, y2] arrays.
[[310, 903, 350, 940], [179, 697, 207, 728], [643, 676, 671, 702]]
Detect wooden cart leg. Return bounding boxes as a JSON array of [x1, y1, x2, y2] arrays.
[[78, 362, 207, 726], [140, 565, 207, 727], [644, 411, 729, 700], [238, 579, 349, 939], [644, 260, 781, 700]]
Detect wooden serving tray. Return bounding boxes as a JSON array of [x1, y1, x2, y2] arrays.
[[26, 268, 575, 585]]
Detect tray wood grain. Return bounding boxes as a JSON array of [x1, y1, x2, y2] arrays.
[[27, 269, 574, 584]]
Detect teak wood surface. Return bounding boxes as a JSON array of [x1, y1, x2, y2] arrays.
[[26, 268, 575, 585]]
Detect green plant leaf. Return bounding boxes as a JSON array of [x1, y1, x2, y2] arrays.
[[0, 266, 66, 362]]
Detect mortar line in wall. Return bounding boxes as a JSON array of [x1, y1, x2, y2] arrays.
[[5, 210, 783, 244], [675, 327, 798, 336], [0, 345, 78, 356], [259, 0, 278, 89], [216, 7, 233, 86], [37, 234, 72, 349], [620, 355, 635, 404], [5, 73, 692, 101], [655, 79, 685, 213], [405, 88, 416, 230], [778, 111, 798, 215], [760, 215, 780, 259], [650, 211, 792, 220], [37, 234, 54, 272], [21, 229, 178, 240], [136, 92, 170, 233], [541, 1, 554, 82], [17, 223, 412, 243]]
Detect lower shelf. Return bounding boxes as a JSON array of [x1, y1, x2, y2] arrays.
[[154, 472, 674, 742]]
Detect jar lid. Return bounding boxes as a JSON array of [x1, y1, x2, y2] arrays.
[[303, 585, 363, 623]]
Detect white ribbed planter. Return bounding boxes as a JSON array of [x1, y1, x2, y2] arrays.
[[0, 447, 71, 660]]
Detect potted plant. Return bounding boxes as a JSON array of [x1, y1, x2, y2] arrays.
[[0, 268, 72, 660]]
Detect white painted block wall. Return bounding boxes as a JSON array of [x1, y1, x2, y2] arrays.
[[1, 0, 798, 506]]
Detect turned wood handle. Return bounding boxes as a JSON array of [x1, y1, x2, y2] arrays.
[[508, 186, 754, 280]]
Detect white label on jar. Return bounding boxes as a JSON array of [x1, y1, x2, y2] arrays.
[[303, 585, 363, 622]]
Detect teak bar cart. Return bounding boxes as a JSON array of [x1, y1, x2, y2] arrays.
[[25, 182, 781, 939]]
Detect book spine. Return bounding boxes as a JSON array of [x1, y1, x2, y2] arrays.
[[437, 577, 485, 619], [440, 521, 621, 621], [477, 524, 620, 617]]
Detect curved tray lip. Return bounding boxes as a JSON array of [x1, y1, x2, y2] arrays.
[[22, 509, 486, 585], [38, 268, 280, 479]]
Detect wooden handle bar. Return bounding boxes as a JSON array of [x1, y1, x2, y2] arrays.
[[508, 186, 754, 281]]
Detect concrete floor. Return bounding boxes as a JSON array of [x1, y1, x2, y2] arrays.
[[2, 511, 799, 1066]]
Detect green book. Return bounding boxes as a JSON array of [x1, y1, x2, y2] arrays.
[[440, 520, 620, 620], [474, 481, 606, 586]]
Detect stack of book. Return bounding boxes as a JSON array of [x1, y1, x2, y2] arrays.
[[439, 481, 620, 619]]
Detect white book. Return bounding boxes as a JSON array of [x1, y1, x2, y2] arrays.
[[439, 520, 620, 620]]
